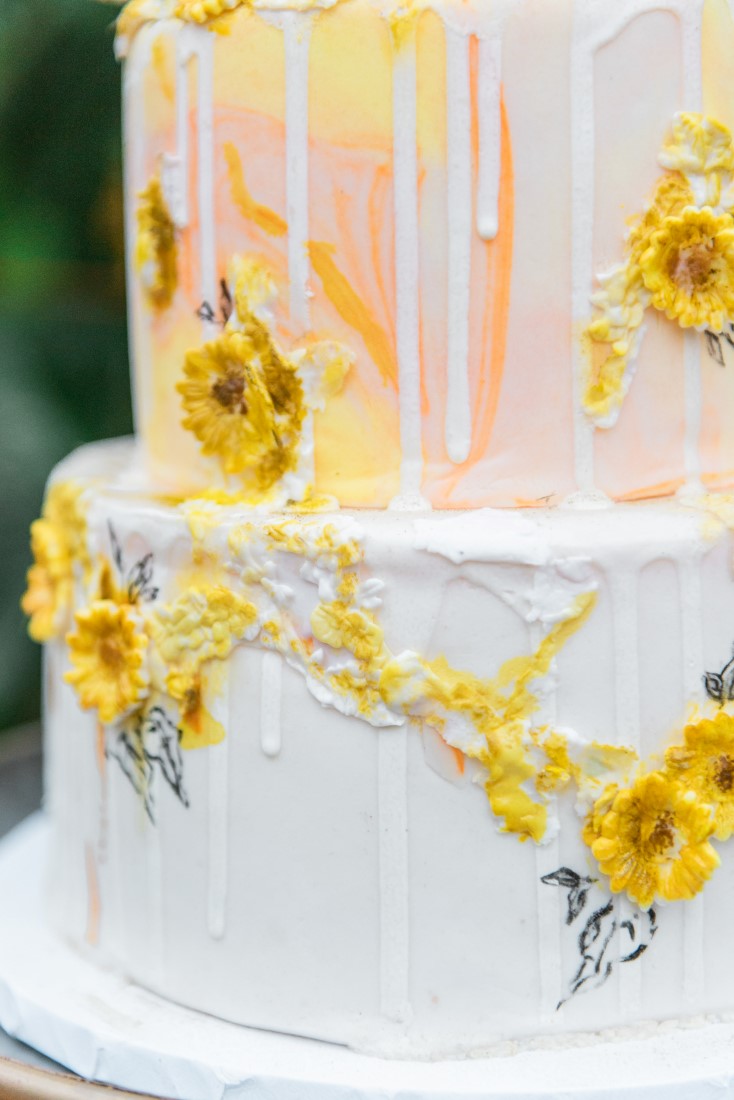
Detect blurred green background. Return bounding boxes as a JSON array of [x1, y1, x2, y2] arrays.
[[0, 0, 130, 733]]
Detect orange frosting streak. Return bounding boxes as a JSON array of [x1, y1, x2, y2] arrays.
[[95, 721, 107, 777], [85, 843, 101, 947], [224, 141, 288, 237], [308, 239, 398, 388], [450, 744, 466, 775], [223, 141, 397, 387]]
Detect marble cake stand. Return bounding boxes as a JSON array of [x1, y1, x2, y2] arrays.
[[2, 813, 734, 1100]]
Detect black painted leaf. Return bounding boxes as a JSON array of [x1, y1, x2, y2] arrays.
[[706, 331, 726, 366], [541, 867, 581, 890], [704, 672, 725, 705]]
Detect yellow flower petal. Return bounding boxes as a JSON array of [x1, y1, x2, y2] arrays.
[[584, 771, 717, 908], [65, 600, 149, 724], [639, 206, 734, 331]]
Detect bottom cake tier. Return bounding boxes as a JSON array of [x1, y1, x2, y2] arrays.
[[36, 439, 734, 1058]]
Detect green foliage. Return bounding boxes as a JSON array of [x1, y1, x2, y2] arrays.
[[0, 0, 130, 731]]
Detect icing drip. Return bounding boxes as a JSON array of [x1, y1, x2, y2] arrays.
[[680, 5, 704, 496], [445, 25, 473, 466], [570, 6, 598, 497], [208, 734, 229, 939], [260, 651, 283, 758], [678, 554, 706, 1006], [571, 0, 706, 497], [378, 728, 412, 1025], [282, 13, 312, 330], [123, 36, 150, 432], [166, 27, 193, 229], [609, 569, 642, 1017], [391, 38, 428, 510], [683, 331, 703, 496], [476, 34, 502, 243], [147, 786, 166, 983], [530, 622, 564, 1024], [196, 29, 218, 341]]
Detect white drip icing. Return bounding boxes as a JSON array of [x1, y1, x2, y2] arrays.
[[476, 35, 502, 242], [260, 651, 283, 758], [282, 13, 312, 330], [530, 621, 564, 1024], [391, 39, 428, 510], [570, 6, 599, 497], [570, 0, 706, 498], [196, 29, 218, 341], [445, 26, 473, 467], [208, 735, 229, 940], [680, 4, 705, 495], [683, 331, 703, 495], [678, 553, 706, 1007], [609, 568, 643, 1017], [378, 728, 412, 1024], [123, 34, 150, 437], [147, 778, 166, 986], [164, 27, 194, 229]]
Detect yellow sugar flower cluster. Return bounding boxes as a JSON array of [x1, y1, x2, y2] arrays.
[[311, 602, 384, 664], [585, 114, 734, 426], [22, 482, 88, 643], [583, 712, 734, 909], [173, 0, 243, 23], [136, 173, 178, 312], [178, 255, 352, 502], [113, 1, 243, 56], [150, 583, 258, 667], [149, 584, 258, 743]]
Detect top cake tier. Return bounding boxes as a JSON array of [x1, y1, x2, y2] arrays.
[[120, 0, 734, 509]]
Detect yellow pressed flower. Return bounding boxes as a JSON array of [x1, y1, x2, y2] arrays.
[[22, 520, 73, 643], [639, 207, 734, 331], [583, 772, 719, 909], [166, 669, 225, 750], [136, 174, 177, 311], [311, 601, 385, 663], [21, 481, 88, 642], [177, 326, 305, 489], [65, 601, 149, 724], [666, 713, 734, 841]]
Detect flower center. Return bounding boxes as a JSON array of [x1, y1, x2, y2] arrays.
[[183, 685, 201, 716], [646, 810, 676, 856], [211, 368, 248, 415], [713, 753, 734, 793], [99, 635, 124, 671], [671, 239, 717, 294]]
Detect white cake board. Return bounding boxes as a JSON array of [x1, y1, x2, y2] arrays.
[[2, 814, 734, 1100]]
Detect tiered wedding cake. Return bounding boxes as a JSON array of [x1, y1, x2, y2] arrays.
[[23, 0, 734, 1058]]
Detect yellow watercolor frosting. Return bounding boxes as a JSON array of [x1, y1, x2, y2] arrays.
[[135, 173, 178, 312]]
